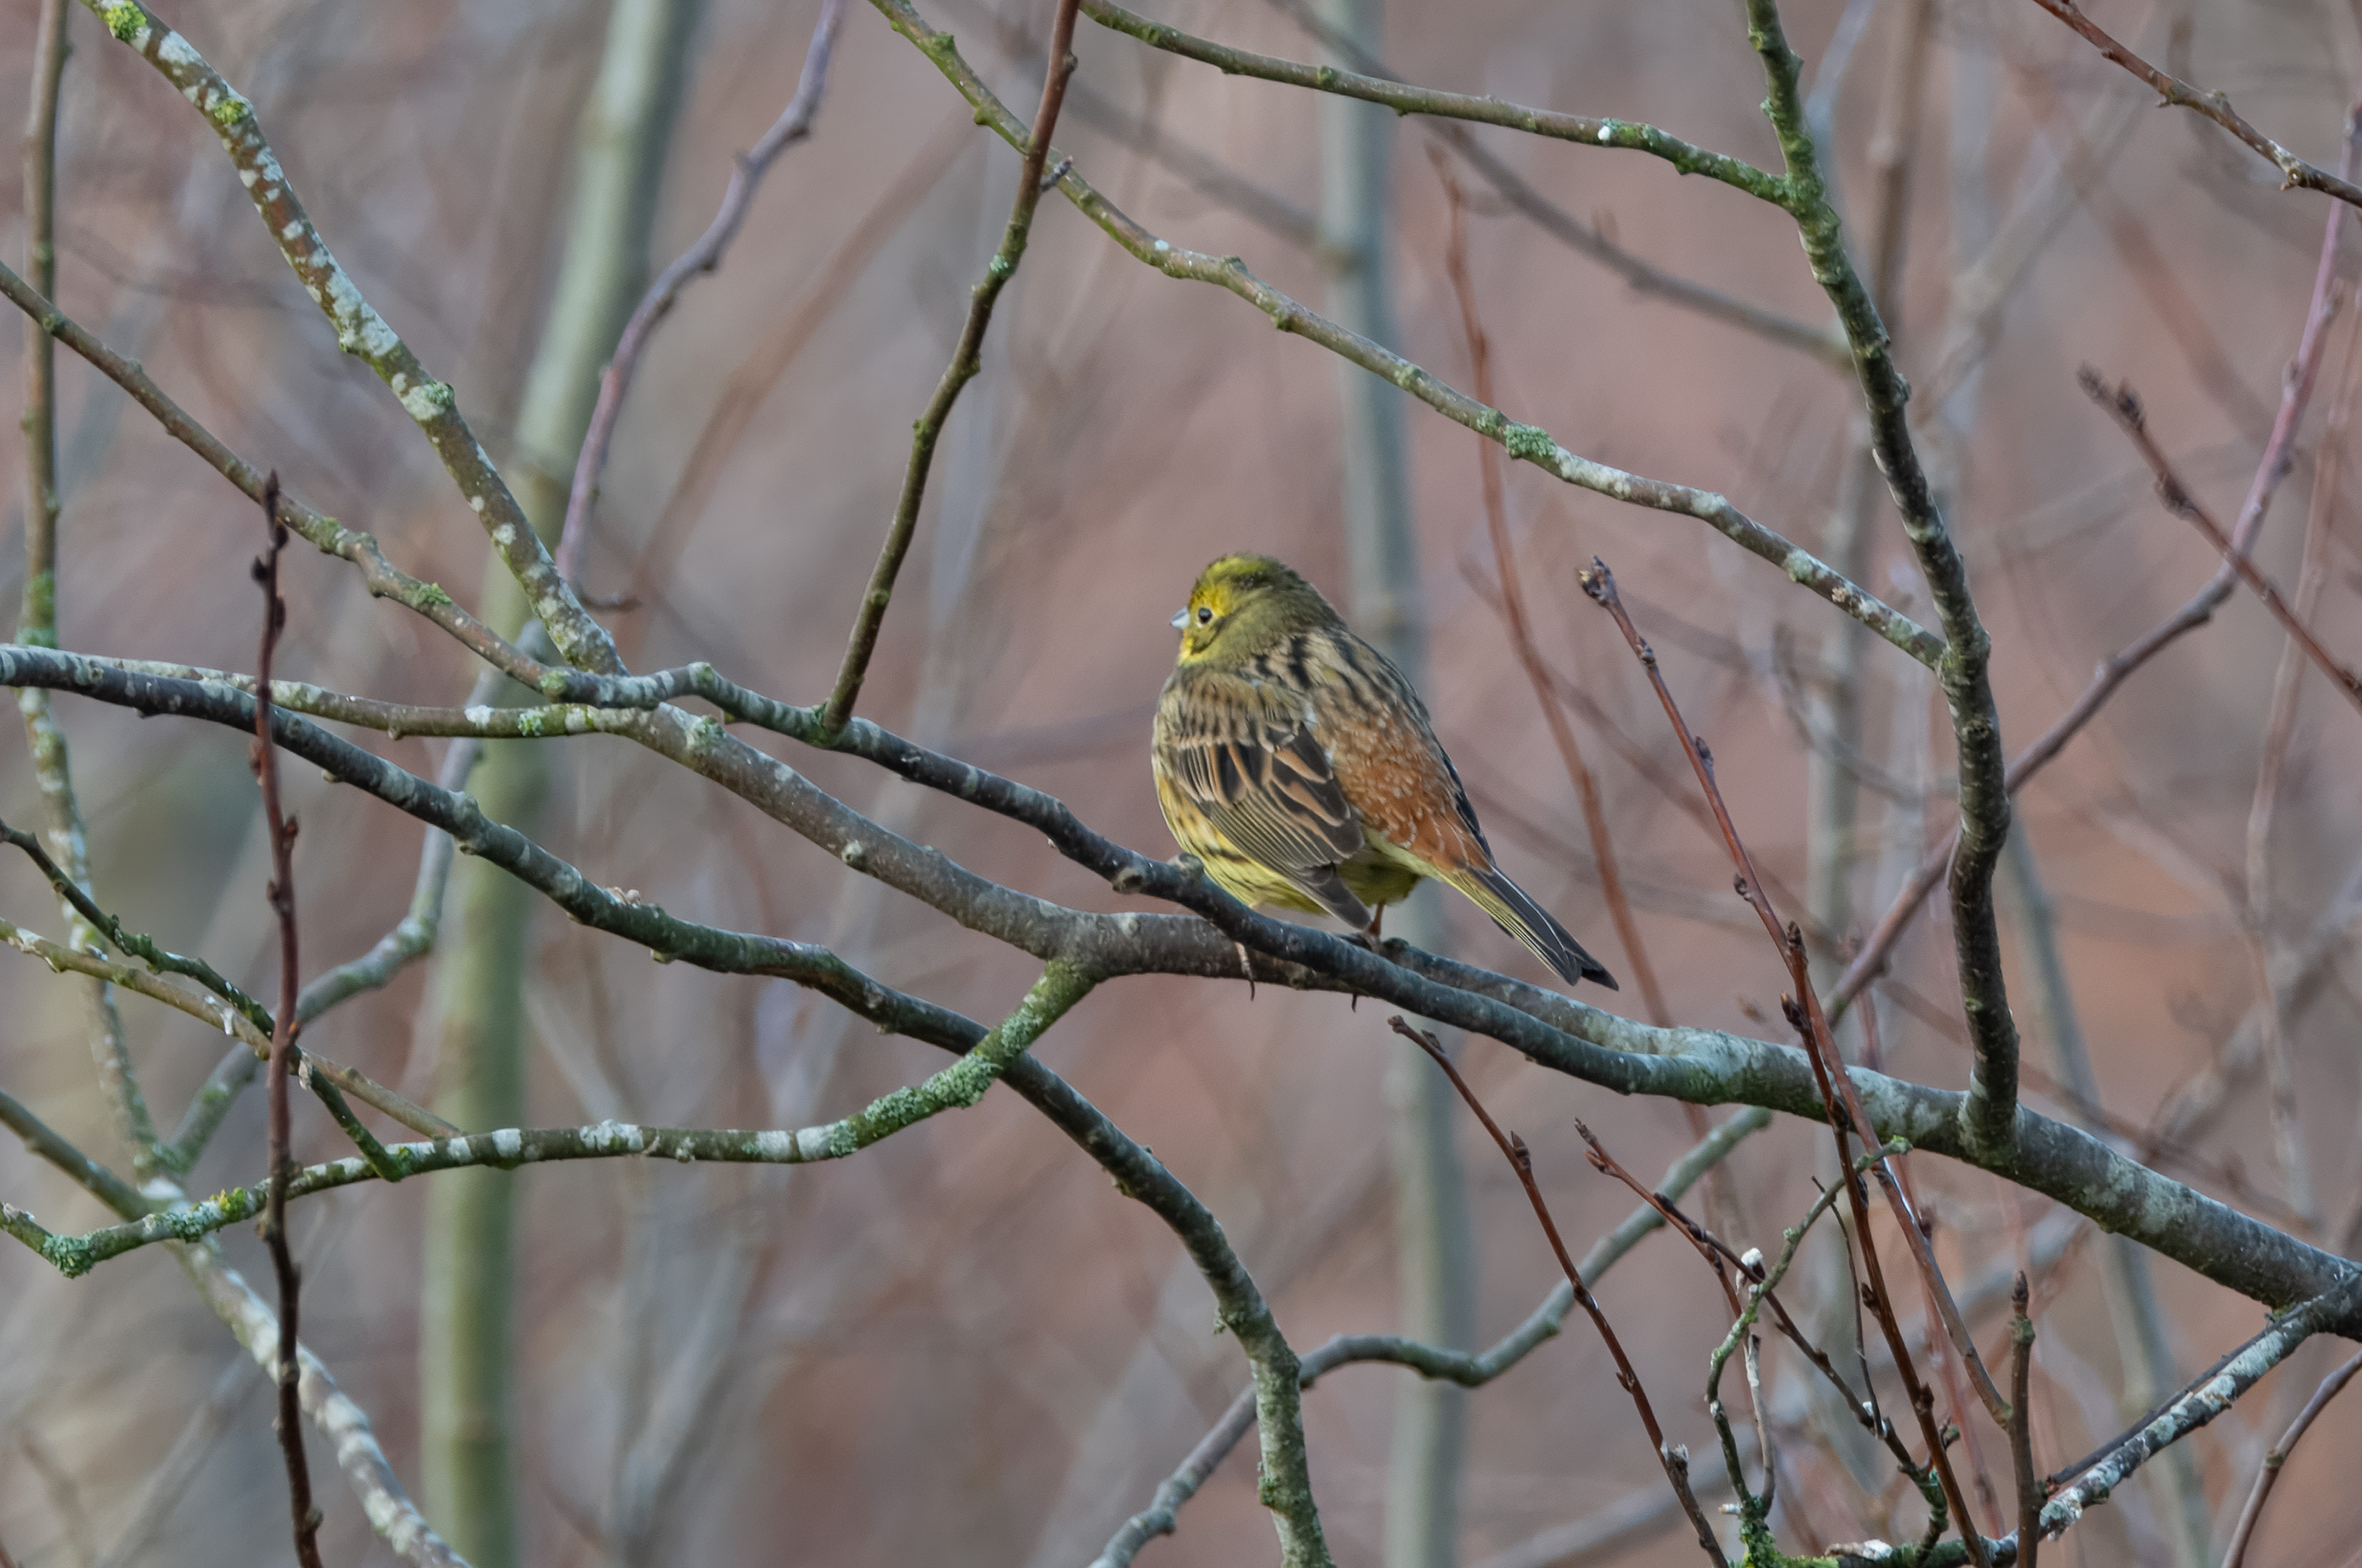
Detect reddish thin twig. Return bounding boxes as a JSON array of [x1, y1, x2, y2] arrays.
[[2219, 1346, 2362, 1568], [1583, 1116, 1925, 1501], [2008, 1274, 2041, 1568], [1868, 989, 2006, 1524], [1390, 1016, 1729, 1567], [1580, 560, 1997, 1568], [1825, 99, 2361, 1014], [2083, 370, 2362, 718], [1432, 150, 1664, 1019], [2242, 311, 2362, 1229], [1572, 1118, 1745, 1314], [554, 0, 849, 583], [1580, 564, 2002, 1407], [1435, 142, 1754, 1263], [2024, 0, 2362, 209], [1573, 1115, 1800, 1520], [253, 474, 323, 1568]]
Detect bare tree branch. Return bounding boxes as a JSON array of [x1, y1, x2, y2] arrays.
[[1093, 1105, 1772, 1566], [1078, 0, 1785, 202], [77, 1, 623, 671], [2084, 371, 2362, 719], [554, 0, 850, 581], [2219, 1345, 2362, 1568], [2035, 1286, 2360, 1544], [0, 645, 2352, 1333], [1745, 0, 2023, 1163], [1252, 0, 1850, 364], [819, 0, 1084, 734], [2024, 0, 2362, 210], [0, 257, 586, 686], [1825, 94, 2361, 1021], [1582, 560, 1996, 1564], [250, 475, 325, 1568]]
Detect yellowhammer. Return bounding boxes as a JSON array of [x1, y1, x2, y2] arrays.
[[1153, 553, 1616, 991]]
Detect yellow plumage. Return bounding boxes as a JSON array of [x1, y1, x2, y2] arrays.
[[1152, 553, 1616, 991]]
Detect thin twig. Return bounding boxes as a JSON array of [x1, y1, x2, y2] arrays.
[[2024, 0, 2362, 210], [1572, 1115, 1786, 1530], [1893, 1158, 2003, 1528], [2219, 1346, 2362, 1568], [17, 0, 161, 1186], [1823, 98, 2362, 1015], [553, 0, 850, 582], [1080, 0, 1786, 203], [1390, 1016, 1728, 1567], [1700, 1165, 1871, 1545], [0, 909, 432, 1174], [876, 0, 1947, 668], [1745, 0, 2022, 1167], [618, 108, 973, 631], [2239, 312, 2362, 1232], [0, 258, 589, 693], [818, 0, 1083, 733], [294, 730, 484, 1025], [1569, 1119, 1745, 1312], [2084, 370, 2362, 718], [0, 816, 427, 1176], [2039, 1288, 2354, 1540], [1433, 155, 1668, 1022], [1581, 564, 2005, 1407], [1253, 0, 1848, 364], [1580, 558, 1998, 1566], [252, 475, 324, 1568], [83, 0, 623, 674], [2009, 1274, 2040, 1568], [1094, 1105, 1770, 1566]]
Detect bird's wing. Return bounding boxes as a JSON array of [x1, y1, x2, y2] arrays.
[[1301, 628, 1619, 989], [1304, 628, 1495, 873], [1154, 664, 1365, 881]]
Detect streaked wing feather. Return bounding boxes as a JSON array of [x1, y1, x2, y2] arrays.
[[1156, 670, 1364, 884]]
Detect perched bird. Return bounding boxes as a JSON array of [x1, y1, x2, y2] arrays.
[[1153, 553, 1616, 990]]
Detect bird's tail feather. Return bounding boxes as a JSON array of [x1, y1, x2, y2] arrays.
[[1449, 867, 1617, 990]]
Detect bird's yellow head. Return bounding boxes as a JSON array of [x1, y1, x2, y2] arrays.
[[1171, 553, 1338, 664]]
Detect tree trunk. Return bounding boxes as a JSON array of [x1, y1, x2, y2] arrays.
[[418, 2, 699, 1560], [1313, 4, 1472, 1561]]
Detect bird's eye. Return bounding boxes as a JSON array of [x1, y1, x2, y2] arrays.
[[1195, 606, 1214, 625]]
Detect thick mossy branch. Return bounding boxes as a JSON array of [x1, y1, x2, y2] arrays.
[[0, 909, 411, 1181], [0, 645, 2353, 1333], [13, 966, 1094, 1276]]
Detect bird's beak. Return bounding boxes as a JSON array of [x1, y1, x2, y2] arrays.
[[1170, 608, 1188, 629]]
